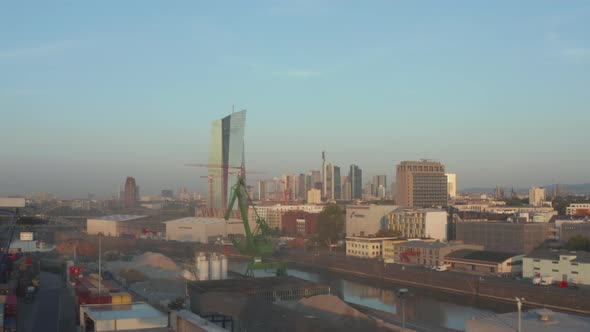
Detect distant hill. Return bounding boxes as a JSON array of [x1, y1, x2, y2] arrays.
[[461, 183, 590, 195]]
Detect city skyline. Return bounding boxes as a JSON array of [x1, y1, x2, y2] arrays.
[[1, 1, 589, 197]]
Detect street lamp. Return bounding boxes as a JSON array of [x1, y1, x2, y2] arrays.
[[515, 297, 525, 332], [396, 288, 409, 331]]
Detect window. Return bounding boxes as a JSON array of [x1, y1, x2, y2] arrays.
[[533, 259, 540, 262], [552, 269, 559, 272], [572, 271, 579, 275], [552, 261, 558, 264], [571, 263, 578, 266], [534, 267, 540, 270]]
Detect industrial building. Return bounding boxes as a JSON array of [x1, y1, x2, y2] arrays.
[[79, 302, 168, 331], [345, 236, 395, 258], [466, 309, 590, 332], [385, 207, 448, 241], [392, 240, 483, 268], [523, 249, 590, 285], [396, 160, 448, 208], [86, 215, 147, 237], [455, 221, 552, 254], [163, 217, 246, 243], [345, 204, 397, 237], [444, 250, 524, 275], [281, 211, 320, 236], [249, 204, 324, 230], [560, 221, 590, 242]]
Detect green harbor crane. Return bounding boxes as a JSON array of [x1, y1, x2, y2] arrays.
[[225, 174, 287, 277]]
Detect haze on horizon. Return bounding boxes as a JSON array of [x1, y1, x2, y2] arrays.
[[1, 1, 589, 199]]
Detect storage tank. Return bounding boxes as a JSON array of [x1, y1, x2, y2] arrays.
[[209, 254, 221, 280], [220, 254, 228, 280], [196, 253, 209, 281]]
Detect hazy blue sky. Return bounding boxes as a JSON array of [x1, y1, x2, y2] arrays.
[[1, 1, 589, 198]]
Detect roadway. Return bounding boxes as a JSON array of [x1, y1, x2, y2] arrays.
[[18, 272, 76, 332]]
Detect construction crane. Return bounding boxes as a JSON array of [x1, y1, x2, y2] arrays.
[[225, 175, 287, 277]]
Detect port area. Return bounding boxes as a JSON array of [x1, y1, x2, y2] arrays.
[[17, 271, 76, 332], [280, 250, 590, 315]]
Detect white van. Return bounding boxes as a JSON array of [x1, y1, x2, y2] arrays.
[[433, 265, 447, 272]]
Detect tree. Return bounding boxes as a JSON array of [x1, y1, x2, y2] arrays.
[[375, 229, 401, 238], [317, 204, 344, 250], [565, 235, 590, 251]]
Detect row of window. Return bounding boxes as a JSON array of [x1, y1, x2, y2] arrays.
[[533, 259, 579, 266], [533, 267, 579, 274]]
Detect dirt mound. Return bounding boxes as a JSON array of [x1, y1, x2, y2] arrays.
[[119, 268, 147, 283], [131, 252, 180, 271], [296, 294, 368, 319]]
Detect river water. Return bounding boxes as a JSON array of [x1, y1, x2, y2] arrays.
[[229, 261, 513, 331]]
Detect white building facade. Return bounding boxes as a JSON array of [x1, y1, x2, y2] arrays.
[[346, 237, 394, 258], [345, 205, 397, 237], [385, 208, 448, 241], [164, 217, 246, 243], [529, 187, 547, 207], [523, 249, 590, 284], [446, 173, 456, 199], [248, 204, 324, 230], [86, 215, 146, 237], [566, 203, 590, 216]]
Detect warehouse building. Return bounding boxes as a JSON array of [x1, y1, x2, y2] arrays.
[[523, 249, 590, 285], [346, 236, 396, 259], [163, 217, 246, 243], [86, 215, 147, 237], [444, 250, 524, 275]]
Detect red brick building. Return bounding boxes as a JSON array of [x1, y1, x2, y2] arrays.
[[281, 211, 320, 236]]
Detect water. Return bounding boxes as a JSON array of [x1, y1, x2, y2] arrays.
[[229, 261, 512, 331]]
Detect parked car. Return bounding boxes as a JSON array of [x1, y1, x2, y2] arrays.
[[432, 265, 447, 272]]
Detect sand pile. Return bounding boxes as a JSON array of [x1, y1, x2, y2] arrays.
[[131, 252, 180, 272], [296, 294, 368, 319]]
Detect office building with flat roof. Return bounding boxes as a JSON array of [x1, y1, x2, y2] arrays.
[[456, 221, 551, 254], [396, 160, 447, 208]]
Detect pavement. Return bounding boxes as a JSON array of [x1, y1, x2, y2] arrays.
[[18, 271, 76, 332]]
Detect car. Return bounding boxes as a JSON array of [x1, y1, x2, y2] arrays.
[[433, 265, 447, 272]]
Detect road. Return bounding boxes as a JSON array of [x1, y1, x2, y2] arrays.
[[18, 271, 76, 332]]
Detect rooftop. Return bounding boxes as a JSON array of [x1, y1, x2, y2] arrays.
[[81, 302, 166, 321], [398, 240, 457, 249], [525, 249, 590, 263], [445, 249, 522, 263], [163, 217, 242, 225], [92, 215, 147, 222], [467, 309, 590, 332]]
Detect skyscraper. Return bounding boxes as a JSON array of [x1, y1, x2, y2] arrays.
[[349, 164, 362, 200], [372, 175, 387, 198], [446, 173, 457, 199], [310, 170, 322, 190], [208, 109, 246, 213], [396, 160, 447, 208], [124, 176, 137, 208], [333, 166, 341, 200]]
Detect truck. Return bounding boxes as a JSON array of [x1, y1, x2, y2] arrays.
[[533, 276, 554, 286]]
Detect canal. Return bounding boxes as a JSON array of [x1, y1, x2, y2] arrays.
[[230, 261, 515, 331]]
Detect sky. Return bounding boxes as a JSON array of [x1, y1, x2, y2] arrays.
[[1, 1, 589, 198]]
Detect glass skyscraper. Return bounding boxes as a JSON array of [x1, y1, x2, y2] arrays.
[[208, 110, 246, 213]]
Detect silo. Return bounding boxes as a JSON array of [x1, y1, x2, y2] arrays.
[[209, 253, 221, 280], [197, 253, 209, 281], [220, 254, 228, 280]]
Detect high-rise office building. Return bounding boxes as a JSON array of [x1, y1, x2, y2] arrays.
[[529, 187, 546, 207], [208, 109, 246, 212], [494, 186, 504, 200], [310, 170, 322, 190], [349, 164, 362, 200], [396, 160, 447, 208], [342, 176, 351, 200], [161, 189, 174, 198], [372, 175, 387, 198], [446, 173, 457, 199], [322, 163, 341, 200], [124, 176, 137, 208]]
